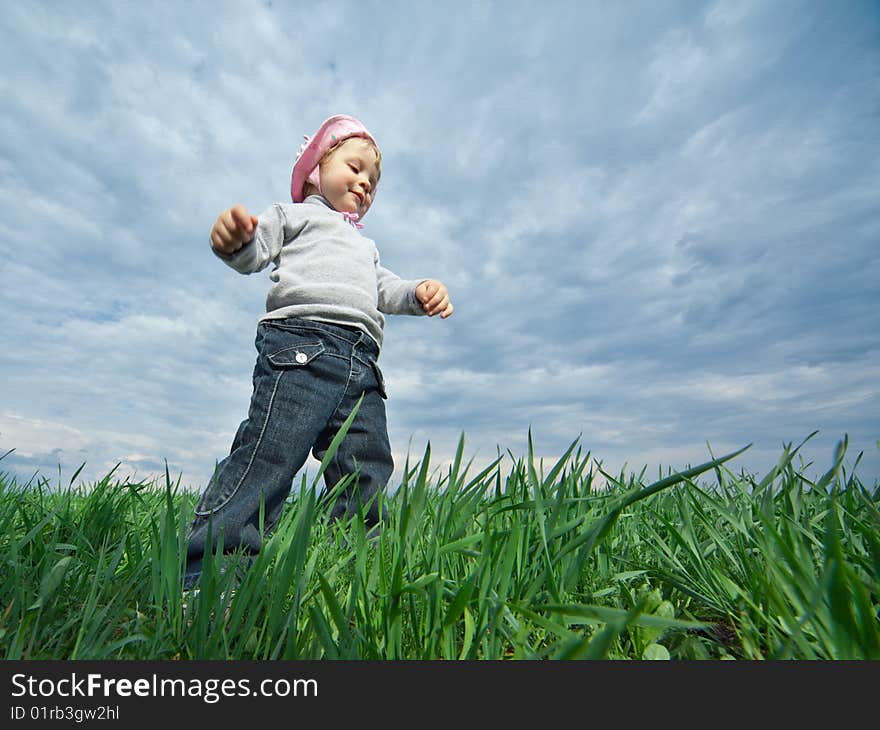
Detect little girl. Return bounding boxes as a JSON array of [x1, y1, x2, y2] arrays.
[[184, 115, 453, 587]]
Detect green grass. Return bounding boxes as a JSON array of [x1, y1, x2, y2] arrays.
[[0, 433, 877, 660]]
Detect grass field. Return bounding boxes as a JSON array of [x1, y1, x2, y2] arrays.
[[1, 432, 877, 660]]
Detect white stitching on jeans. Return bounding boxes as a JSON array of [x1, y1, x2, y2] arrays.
[[194, 370, 283, 516]]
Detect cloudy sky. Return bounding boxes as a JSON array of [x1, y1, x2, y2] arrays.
[[2, 0, 878, 495]]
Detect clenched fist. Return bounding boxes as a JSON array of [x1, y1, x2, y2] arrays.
[[211, 204, 259, 255], [416, 279, 454, 319]]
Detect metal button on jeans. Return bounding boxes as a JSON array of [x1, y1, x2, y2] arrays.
[[295, 352, 308, 364]]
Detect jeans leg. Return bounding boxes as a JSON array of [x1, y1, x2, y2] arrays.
[[313, 348, 392, 527], [186, 323, 344, 567]]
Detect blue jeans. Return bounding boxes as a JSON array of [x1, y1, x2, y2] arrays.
[[185, 317, 392, 573]]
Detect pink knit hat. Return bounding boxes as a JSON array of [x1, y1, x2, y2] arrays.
[[290, 115, 380, 203]]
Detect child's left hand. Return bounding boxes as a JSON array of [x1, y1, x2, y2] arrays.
[[416, 279, 454, 319]]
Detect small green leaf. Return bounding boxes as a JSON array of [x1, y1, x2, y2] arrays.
[[30, 556, 73, 610], [642, 643, 670, 660]]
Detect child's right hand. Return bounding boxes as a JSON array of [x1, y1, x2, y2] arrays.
[[210, 205, 259, 255]]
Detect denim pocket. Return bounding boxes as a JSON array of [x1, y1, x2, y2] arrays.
[[372, 362, 388, 399], [267, 341, 325, 367]]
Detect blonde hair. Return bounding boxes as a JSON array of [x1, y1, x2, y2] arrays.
[[302, 136, 382, 199]]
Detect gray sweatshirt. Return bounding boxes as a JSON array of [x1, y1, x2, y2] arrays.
[[216, 196, 425, 348]]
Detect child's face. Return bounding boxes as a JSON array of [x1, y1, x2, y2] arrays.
[[319, 138, 381, 218]]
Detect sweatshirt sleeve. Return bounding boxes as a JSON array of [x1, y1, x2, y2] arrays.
[[375, 249, 426, 316], [213, 203, 306, 274]]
